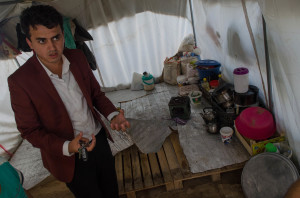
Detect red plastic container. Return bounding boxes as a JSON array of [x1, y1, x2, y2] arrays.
[[235, 107, 276, 140], [209, 80, 219, 89]]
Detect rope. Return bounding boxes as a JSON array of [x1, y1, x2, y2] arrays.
[[0, 144, 13, 158]]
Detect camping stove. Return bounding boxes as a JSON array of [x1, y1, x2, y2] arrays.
[[168, 96, 191, 120]]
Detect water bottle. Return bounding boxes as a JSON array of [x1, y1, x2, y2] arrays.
[[142, 71, 155, 91], [201, 78, 210, 92]]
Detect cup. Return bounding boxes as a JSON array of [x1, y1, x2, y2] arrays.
[[220, 127, 233, 144]]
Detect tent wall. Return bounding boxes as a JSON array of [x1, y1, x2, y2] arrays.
[[192, 0, 300, 166], [1, 0, 300, 167], [258, 0, 300, 166], [0, 59, 21, 159], [192, 0, 267, 103]]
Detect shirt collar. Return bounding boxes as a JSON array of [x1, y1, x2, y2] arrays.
[[37, 55, 70, 77]]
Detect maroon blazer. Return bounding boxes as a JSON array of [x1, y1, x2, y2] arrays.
[[8, 49, 117, 182]]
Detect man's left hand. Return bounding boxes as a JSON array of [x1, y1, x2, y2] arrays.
[[110, 109, 130, 131]]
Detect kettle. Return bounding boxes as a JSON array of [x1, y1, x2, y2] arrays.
[[200, 107, 216, 122]]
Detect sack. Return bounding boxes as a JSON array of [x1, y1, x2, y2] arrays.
[[178, 34, 195, 52], [180, 53, 199, 75], [130, 72, 143, 91], [186, 63, 199, 78], [163, 57, 180, 85]]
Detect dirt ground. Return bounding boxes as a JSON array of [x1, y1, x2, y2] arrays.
[[28, 169, 245, 198]]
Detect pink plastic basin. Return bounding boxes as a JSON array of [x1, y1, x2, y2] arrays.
[[235, 107, 276, 140]]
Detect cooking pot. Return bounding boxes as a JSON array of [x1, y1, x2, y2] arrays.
[[205, 122, 218, 134], [235, 107, 276, 140], [212, 83, 234, 104], [222, 100, 234, 109], [234, 85, 259, 106]]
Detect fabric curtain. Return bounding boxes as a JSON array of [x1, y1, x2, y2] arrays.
[[0, 59, 21, 160], [258, 0, 300, 166], [81, 0, 193, 89], [192, 0, 267, 102]]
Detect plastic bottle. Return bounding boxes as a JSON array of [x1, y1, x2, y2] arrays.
[[142, 71, 155, 91], [218, 74, 223, 86], [265, 143, 279, 153], [201, 78, 210, 92]]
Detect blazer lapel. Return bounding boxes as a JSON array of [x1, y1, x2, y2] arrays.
[[69, 61, 93, 108], [31, 56, 64, 103]]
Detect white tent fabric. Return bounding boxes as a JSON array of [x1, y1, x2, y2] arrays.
[[258, 0, 300, 166], [87, 12, 193, 88], [192, 0, 300, 165], [0, 59, 21, 159]]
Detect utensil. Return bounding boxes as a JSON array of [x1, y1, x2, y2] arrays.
[[222, 100, 234, 109], [205, 122, 218, 134], [235, 107, 276, 140], [200, 107, 216, 122]]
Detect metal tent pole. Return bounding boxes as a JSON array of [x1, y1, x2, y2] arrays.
[[189, 0, 197, 47], [263, 16, 273, 113]]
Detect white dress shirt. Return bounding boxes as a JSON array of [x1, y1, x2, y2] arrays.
[[38, 55, 118, 156]]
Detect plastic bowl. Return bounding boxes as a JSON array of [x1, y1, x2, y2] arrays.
[[235, 107, 276, 140]]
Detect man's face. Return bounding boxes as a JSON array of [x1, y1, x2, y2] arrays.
[[26, 25, 64, 67]]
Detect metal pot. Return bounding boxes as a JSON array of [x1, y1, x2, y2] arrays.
[[234, 85, 259, 106], [222, 100, 234, 109], [206, 122, 218, 134], [214, 88, 233, 104]]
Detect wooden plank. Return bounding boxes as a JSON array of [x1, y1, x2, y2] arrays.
[[157, 147, 175, 191], [126, 191, 136, 198], [123, 148, 133, 192], [174, 180, 183, 190], [163, 137, 184, 181], [235, 128, 253, 155], [189, 162, 245, 180], [130, 146, 143, 190], [148, 153, 164, 186], [169, 133, 191, 178], [115, 152, 124, 194], [211, 173, 221, 182], [139, 152, 153, 188]]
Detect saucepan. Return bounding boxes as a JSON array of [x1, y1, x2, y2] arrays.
[[204, 122, 218, 134]]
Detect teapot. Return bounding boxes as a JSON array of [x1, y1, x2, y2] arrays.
[[200, 107, 216, 122]]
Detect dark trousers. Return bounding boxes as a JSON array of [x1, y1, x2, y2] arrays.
[[66, 128, 119, 198]]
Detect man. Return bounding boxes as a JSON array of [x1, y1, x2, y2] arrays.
[[8, 5, 130, 198]]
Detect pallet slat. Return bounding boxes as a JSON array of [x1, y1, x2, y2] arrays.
[[148, 153, 164, 186], [169, 133, 191, 178], [156, 147, 175, 191], [139, 152, 153, 188], [163, 137, 184, 181], [123, 148, 133, 192], [130, 146, 143, 190], [115, 152, 124, 194]]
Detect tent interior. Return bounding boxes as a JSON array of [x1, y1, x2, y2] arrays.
[[1, 0, 300, 196]]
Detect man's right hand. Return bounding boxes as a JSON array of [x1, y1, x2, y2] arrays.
[[68, 132, 96, 154]]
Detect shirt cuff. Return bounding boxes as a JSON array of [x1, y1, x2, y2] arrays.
[[63, 141, 73, 156], [107, 111, 119, 121]]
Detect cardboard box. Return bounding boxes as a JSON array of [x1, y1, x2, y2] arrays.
[[234, 125, 285, 156]]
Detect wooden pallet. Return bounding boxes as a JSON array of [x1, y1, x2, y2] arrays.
[[115, 132, 245, 198]]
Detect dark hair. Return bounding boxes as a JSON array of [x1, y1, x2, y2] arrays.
[[20, 5, 63, 40]]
